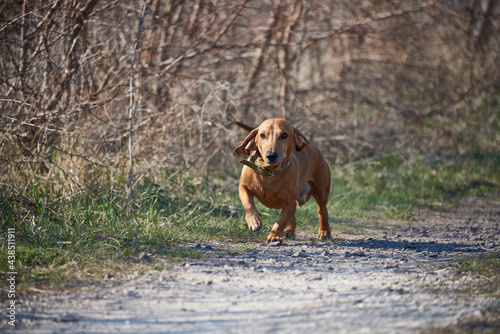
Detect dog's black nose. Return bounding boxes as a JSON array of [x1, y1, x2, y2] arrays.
[[266, 152, 278, 163]]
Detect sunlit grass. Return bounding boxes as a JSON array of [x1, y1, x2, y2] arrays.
[[421, 252, 500, 334], [0, 152, 498, 294]]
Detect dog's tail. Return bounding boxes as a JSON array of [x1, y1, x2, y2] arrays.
[[233, 121, 254, 132]]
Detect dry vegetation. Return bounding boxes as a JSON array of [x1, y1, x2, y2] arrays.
[[1, 0, 499, 189]]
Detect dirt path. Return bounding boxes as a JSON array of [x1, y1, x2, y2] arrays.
[[8, 197, 500, 333]]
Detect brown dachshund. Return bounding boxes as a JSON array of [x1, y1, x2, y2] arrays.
[[234, 118, 331, 243]]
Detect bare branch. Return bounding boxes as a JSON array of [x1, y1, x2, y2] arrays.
[[128, 0, 150, 203]]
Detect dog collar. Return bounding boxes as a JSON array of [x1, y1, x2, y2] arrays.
[[240, 152, 292, 177]]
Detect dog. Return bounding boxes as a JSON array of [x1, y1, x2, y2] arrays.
[[234, 118, 331, 243]]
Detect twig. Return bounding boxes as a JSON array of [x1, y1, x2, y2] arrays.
[[0, 128, 106, 168], [45, 0, 100, 111], [128, 0, 150, 204], [0, 113, 77, 134], [303, 0, 442, 50]]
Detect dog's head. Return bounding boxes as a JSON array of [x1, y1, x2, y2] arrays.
[[234, 118, 309, 168]]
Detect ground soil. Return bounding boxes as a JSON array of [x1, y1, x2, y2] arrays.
[[6, 196, 500, 333]]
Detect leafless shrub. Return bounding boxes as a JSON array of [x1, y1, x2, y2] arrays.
[[1, 0, 498, 189]]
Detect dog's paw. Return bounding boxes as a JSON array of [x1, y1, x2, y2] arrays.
[[246, 214, 263, 231], [318, 230, 331, 240], [283, 229, 296, 239], [266, 233, 283, 243]]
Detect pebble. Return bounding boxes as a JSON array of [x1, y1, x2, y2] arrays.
[[268, 240, 283, 247], [124, 290, 138, 298], [345, 251, 366, 257], [292, 251, 308, 257]]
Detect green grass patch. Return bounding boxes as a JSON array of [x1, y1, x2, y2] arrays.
[[331, 153, 499, 218], [455, 252, 500, 295], [421, 309, 500, 334], [422, 252, 500, 334], [1, 153, 499, 294], [0, 174, 264, 297], [292, 152, 499, 236]]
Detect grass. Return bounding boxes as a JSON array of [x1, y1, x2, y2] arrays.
[[421, 252, 500, 334], [1, 152, 499, 295], [455, 252, 500, 296], [0, 174, 262, 296]]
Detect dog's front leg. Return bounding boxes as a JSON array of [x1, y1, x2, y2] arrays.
[[267, 204, 296, 243], [239, 185, 263, 231]]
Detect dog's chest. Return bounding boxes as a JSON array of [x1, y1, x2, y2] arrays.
[[249, 177, 296, 209]]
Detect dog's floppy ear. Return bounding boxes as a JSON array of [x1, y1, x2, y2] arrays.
[[235, 128, 258, 155], [293, 127, 309, 151]]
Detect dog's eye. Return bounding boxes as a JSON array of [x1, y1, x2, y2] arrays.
[[260, 133, 266, 139], [280, 133, 288, 139]]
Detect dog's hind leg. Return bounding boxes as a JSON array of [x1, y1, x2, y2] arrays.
[[309, 182, 331, 240], [296, 182, 312, 206], [283, 216, 297, 239]]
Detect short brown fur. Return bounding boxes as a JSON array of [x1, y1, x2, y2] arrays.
[[234, 118, 331, 242]]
